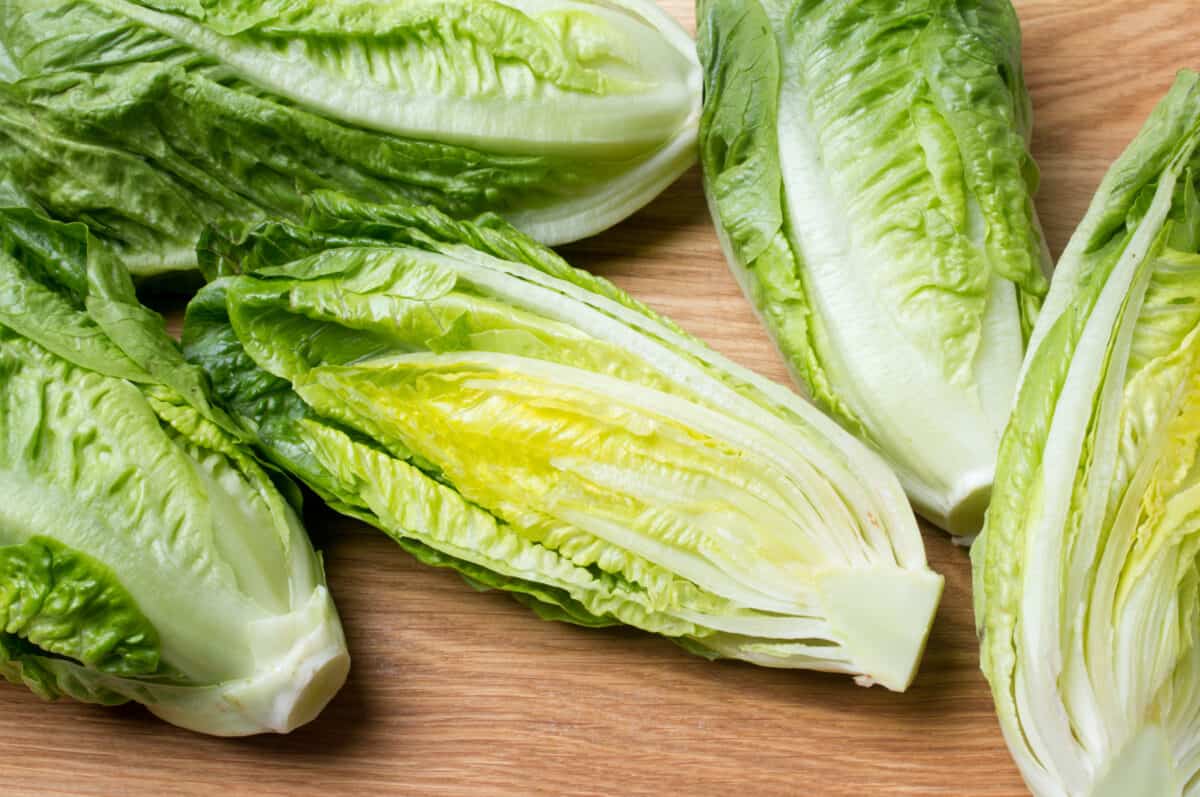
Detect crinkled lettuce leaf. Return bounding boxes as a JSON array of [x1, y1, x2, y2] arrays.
[[184, 192, 943, 692], [974, 70, 1200, 797], [697, 0, 1051, 536], [0, 0, 700, 279], [0, 208, 348, 735]]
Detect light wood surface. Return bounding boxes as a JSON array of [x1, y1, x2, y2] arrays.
[[2, 2, 1193, 794]]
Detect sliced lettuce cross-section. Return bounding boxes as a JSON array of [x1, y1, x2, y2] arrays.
[[975, 71, 1200, 796], [184, 193, 943, 691], [0, 208, 348, 735], [696, 0, 1051, 536], [0, 0, 700, 279]]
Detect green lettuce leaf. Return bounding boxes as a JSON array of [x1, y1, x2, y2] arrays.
[[0, 536, 159, 684], [0, 208, 349, 735], [974, 70, 1200, 796], [0, 0, 700, 278], [184, 193, 943, 691], [697, 0, 1051, 536]]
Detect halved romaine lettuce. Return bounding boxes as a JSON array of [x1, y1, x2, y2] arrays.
[[0, 208, 348, 735], [0, 0, 699, 278], [696, 0, 1051, 536], [974, 70, 1200, 796], [183, 193, 943, 691]]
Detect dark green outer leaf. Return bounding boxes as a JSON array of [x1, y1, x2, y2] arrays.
[[0, 536, 160, 678]]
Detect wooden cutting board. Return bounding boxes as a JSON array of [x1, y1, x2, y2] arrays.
[[2, 1, 1193, 794]]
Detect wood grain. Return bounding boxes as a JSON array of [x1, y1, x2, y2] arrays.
[[1, 1, 1194, 794]]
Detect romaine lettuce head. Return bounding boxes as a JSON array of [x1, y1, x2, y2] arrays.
[[0, 0, 699, 278], [0, 208, 349, 735], [974, 71, 1200, 796], [696, 0, 1051, 536], [183, 193, 943, 692]]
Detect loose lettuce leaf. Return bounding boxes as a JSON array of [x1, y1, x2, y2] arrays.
[[0, 0, 700, 278], [697, 0, 1051, 536], [184, 193, 943, 691], [0, 209, 348, 735], [974, 70, 1200, 796]]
